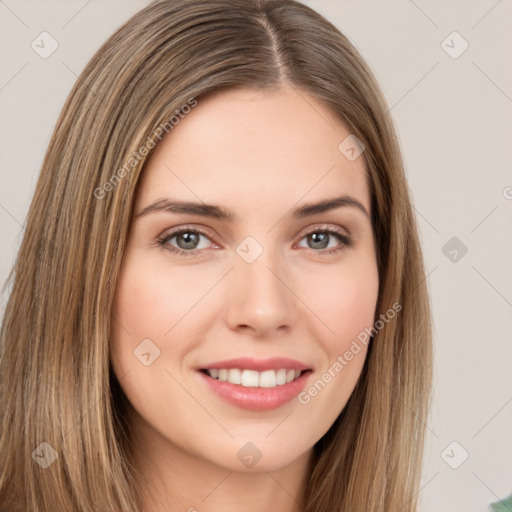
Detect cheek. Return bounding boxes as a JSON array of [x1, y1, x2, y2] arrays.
[[109, 255, 221, 404], [112, 257, 211, 344], [109, 259, 204, 430], [293, 279, 377, 443], [292, 251, 378, 426], [301, 255, 379, 350]]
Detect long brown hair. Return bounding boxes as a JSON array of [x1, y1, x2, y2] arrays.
[[0, 1, 432, 510]]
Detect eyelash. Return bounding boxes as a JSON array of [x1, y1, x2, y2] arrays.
[[157, 225, 353, 258]]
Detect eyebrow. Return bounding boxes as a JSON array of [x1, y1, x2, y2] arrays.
[[135, 195, 370, 221]]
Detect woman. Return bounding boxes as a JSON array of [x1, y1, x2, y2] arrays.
[[0, 0, 432, 510]]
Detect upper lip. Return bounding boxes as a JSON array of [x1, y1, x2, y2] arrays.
[[199, 357, 311, 372]]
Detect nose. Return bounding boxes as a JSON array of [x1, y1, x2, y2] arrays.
[[225, 250, 298, 338]]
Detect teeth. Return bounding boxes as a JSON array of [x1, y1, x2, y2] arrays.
[[241, 370, 259, 387], [259, 370, 276, 388], [228, 368, 242, 385], [205, 368, 304, 388], [276, 368, 287, 385]]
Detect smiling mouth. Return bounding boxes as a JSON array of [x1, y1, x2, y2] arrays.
[[200, 368, 310, 388]]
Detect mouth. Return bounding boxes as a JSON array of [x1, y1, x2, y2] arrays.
[[197, 357, 312, 411], [200, 368, 306, 387]]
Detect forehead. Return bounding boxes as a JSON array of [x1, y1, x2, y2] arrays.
[[135, 86, 370, 217]]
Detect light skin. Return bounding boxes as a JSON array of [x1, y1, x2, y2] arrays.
[[110, 84, 379, 512]]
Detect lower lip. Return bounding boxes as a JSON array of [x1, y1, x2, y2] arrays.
[[198, 370, 311, 412]]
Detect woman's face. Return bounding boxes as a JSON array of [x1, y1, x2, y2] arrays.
[[111, 85, 379, 474]]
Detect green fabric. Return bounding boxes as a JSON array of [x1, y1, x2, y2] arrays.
[[490, 494, 512, 512]]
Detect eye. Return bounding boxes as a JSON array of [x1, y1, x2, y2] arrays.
[[296, 226, 352, 256], [157, 225, 353, 258], [157, 227, 216, 257]]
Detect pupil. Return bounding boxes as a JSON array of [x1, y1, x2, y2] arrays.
[[178, 232, 198, 249], [309, 232, 328, 249]]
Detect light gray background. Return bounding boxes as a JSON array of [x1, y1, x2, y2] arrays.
[[1, 1, 511, 510]]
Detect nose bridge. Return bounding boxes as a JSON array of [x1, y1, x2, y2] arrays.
[[225, 237, 296, 334]]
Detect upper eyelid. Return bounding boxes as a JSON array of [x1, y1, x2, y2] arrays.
[[296, 223, 350, 237]]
